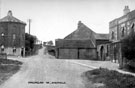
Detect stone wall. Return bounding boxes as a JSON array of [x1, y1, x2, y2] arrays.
[[0, 22, 25, 56], [97, 44, 110, 61], [0, 47, 25, 56], [109, 42, 121, 63]]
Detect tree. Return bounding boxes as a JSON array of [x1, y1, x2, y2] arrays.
[[121, 32, 135, 60], [121, 31, 135, 69], [25, 33, 37, 55], [47, 41, 53, 46]]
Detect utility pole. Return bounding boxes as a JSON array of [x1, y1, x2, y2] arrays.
[[0, 0, 1, 19], [28, 19, 31, 35]]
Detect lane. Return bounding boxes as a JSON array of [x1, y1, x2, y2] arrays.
[[0, 47, 92, 88]]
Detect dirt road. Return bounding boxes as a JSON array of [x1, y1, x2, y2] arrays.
[[0, 47, 91, 88]]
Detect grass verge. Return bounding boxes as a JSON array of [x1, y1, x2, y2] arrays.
[[83, 68, 135, 88], [0, 59, 22, 85]]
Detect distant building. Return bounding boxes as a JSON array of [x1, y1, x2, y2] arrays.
[[0, 10, 26, 56], [56, 21, 109, 60], [109, 6, 135, 65]]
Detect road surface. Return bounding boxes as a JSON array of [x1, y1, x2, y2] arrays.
[[0, 47, 92, 88]]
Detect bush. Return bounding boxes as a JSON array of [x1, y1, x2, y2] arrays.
[[121, 32, 135, 60], [84, 68, 135, 88], [121, 32, 135, 69], [0, 61, 22, 85], [0, 59, 22, 65], [25, 33, 38, 56], [0, 65, 20, 73]]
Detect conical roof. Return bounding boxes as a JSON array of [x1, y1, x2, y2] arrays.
[[0, 10, 26, 24]]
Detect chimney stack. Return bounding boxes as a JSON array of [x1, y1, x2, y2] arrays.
[[78, 21, 83, 28], [8, 10, 13, 16], [123, 6, 130, 15]]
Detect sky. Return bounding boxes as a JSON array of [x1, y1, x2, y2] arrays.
[[0, 0, 135, 42]]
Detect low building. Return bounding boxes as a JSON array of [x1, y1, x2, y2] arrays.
[[56, 39, 97, 59], [56, 21, 109, 60], [46, 45, 56, 56], [0, 10, 26, 56], [95, 34, 110, 60]]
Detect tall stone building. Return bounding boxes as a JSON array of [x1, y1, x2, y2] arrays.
[[109, 6, 135, 42], [109, 6, 135, 64], [0, 10, 26, 56]]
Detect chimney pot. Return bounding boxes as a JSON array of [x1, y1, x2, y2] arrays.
[[78, 21, 82, 28], [123, 6, 130, 15]]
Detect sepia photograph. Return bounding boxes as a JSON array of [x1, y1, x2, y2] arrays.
[[0, 0, 135, 88]]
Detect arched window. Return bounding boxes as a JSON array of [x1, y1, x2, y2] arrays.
[[111, 31, 115, 40], [132, 23, 134, 32], [106, 45, 109, 56], [132, 23, 134, 28], [1, 45, 4, 52], [121, 27, 125, 37], [130, 23, 135, 33]]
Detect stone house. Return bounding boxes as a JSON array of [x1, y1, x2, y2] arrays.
[[0, 10, 26, 56], [55, 21, 109, 60], [109, 6, 135, 66]]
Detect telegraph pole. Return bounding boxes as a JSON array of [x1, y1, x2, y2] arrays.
[[28, 19, 31, 35], [0, 0, 1, 19]]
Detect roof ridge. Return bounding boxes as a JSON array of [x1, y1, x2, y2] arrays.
[[64, 21, 95, 39], [0, 10, 26, 24]]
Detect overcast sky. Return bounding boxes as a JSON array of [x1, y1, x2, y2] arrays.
[[0, 0, 135, 42]]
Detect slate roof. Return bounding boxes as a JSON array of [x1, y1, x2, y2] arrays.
[[56, 21, 109, 49], [64, 21, 96, 40], [64, 21, 109, 43], [128, 9, 135, 20], [95, 33, 109, 40], [56, 39, 95, 48], [0, 10, 26, 24]]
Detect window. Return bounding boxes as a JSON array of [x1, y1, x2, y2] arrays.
[[132, 23, 134, 29], [132, 23, 134, 32], [130, 23, 135, 33], [106, 45, 109, 56], [13, 34, 16, 40], [121, 27, 125, 37], [1, 45, 4, 52], [111, 31, 115, 40], [0, 27, 4, 31]]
